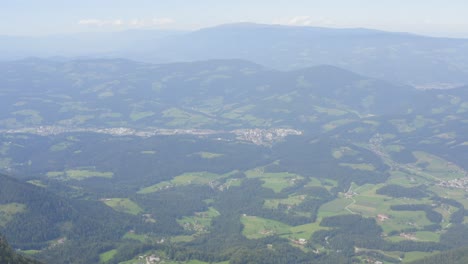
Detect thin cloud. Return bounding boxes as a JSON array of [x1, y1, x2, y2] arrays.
[[288, 16, 315, 26], [78, 19, 124, 27], [151, 18, 175, 26], [274, 16, 335, 27], [78, 18, 175, 28]]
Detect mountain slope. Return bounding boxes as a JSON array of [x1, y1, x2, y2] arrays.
[[0, 58, 465, 131], [0, 173, 134, 252], [0, 235, 41, 264], [0, 58, 466, 263], [410, 246, 468, 264], [3, 23, 468, 85], [158, 23, 468, 86]]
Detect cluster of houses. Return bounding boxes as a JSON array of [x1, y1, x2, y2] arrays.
[[293, 238, 308, 245], [376, 214, 389, 222], [137, 254, 161, 264], [234, 128, 302, 145], [438, 176, 468, 191]]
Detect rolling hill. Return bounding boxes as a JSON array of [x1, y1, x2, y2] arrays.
[[2, 23, 468, 86], [0, 58, 467, 263], [0, 58, 465, 131]]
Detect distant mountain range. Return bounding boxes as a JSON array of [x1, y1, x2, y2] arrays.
[[2, 23, 468, 86]]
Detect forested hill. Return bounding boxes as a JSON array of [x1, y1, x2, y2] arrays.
[[0, 58, 466, 130], [410, 246, 468, 264], [146, 23, 468, 86], [0, 173, 135, 262], [3, 23, 468, 86], [0, 58, 467, 263], [0, 234, 42, 264]]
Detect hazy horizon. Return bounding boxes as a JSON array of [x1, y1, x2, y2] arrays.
[[2, 0, 468, 38]]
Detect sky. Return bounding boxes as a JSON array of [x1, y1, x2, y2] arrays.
[[2, 0, 468, 38]]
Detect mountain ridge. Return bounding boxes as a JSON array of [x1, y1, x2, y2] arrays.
[[0, 58, 465, 131], [2, 23, 468, 85]]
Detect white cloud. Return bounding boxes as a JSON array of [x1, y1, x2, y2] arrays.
[[129, 19, 145, 27], [288, 16, 315, 26], [78, 18, 175, 28], [78, 19, 105, 26], [274, 16, 335, 27], [78, 19, 124, 27], [151, 18, 175, 26]]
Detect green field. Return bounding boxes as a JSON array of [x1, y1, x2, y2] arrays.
[[141, 150, 156, 155], [27, 180, 47, 188], [317, 197, 350, 218], [102, 198, 143, 215], [49, 141, 73, 152], [353, 184, 437, 233], [241, 215, 292, 239], [99, 112, 122, 119], [412, 151, 466, 180], [339, 163, 376, 171], [123, 231, 148, 242], [413, 231, 440, 242], [315, 181, 442, 236], [12, 109, 43, 124], [130, 111, 154, 121], [245, 169, 304, 193], [46, 168, 113, 180], [332, 146, 358, 159], [163, 108, 213, 127], [428, 186, 468, 209], [264, 195, 306, 209], [138, 171, 232, 194], [170, 235, 196, 243], [390, 116, 436, 133], [99, 249, 118, 263], [322, 119, 354, 132], [119, 248, 229, 264], [0, 142, 10, 155], [164, 260, 229, 264], [57, 114, 95, 126], [402, 251, 441, 262], [313, 105, 348, 116], [288, 222, 328, 240], [172, 172, 225, 185], [241, 215, 327, 241], [386, 171, 424, 187], [19, 250, 41, 256], [177, 207, 220, 234], [220, 104, 272, 127], [0, 203, 26, 226], [222, 105, 255, 119], [0, 158, 12, 169], [191, 96, 224, 114], [195, 152, 224, 159]]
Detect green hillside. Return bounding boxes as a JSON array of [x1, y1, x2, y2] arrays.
[[0, 59, 466, 264], [0, 59, 465, 131], [0, 234, 42, 264]]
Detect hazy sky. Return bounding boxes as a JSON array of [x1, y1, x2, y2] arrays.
[[2, 0, 468, 38]]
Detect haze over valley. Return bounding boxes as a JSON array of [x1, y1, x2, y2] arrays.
[[1, 2, 468, 264]]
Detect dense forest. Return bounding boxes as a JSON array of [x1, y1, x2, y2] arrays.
[[409, 246, 468, 264], [0, 234, 42, 264]]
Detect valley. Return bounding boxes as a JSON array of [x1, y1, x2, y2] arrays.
[[0, 126, 302, 146], [2, 0, 468, 261], [0, 58, 466, 264]]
